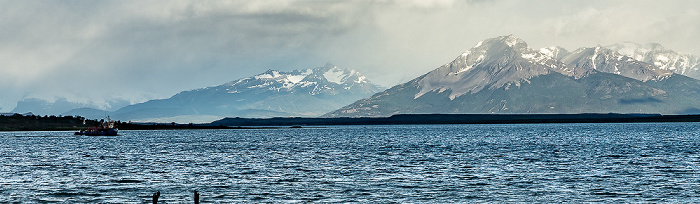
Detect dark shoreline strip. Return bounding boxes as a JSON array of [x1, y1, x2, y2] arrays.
[[210, 113, 700, 126]]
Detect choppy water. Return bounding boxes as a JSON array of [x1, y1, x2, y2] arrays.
[[1, 123, 700, 203]]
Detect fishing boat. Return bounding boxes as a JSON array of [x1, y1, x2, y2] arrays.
[[75, 116, 118, 136]]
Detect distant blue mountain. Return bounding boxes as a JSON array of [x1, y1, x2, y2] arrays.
[[109, 64, 384, 122], [12, 97, 128, 117]]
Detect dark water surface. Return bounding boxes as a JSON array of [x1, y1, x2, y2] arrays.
[[1, 123, 699, 203]]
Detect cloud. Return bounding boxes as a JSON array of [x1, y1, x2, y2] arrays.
[[0, 0, 698, 111], [537, 1, 700, 50], [0, 0, 371, 108]]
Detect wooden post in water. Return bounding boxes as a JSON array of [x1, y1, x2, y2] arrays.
[[152, 191, 160, 204], [194, 190, 200, 204]]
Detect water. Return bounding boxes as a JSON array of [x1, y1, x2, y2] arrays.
[[1, 123, 699, 203]]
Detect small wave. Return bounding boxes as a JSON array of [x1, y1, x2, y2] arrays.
[[276, 178, 301, 183], [601, 154, 627, 158], [114, 179, 142, 183], [49, 191, 102, 197], [239, 170, 259, 175]]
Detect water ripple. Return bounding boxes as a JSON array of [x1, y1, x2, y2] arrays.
[[1, 124, 700, 202]]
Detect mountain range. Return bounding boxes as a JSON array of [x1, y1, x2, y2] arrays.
[[11, 35, 700, 121], [325, 35, 700, 117]]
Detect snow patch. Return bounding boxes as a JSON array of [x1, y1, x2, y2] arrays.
[[286, 74, 307, 84], [539, 48, 553, 58], [323, 67, 347, 84], [656, 55, 670, 63], [455, 54, 484, 74], [255, 74, 272, 79], [474, 41, 483, 48], [255, 71, 282, 79], [591, 47, 599, 70], [615, 46, 637, 56], [505, 36, 519, 47], [455, 65, 473, 74], [448, 94, 458, 100], [355, 76, 367, 83], [521, 53, 537, 60], [301, 69, 312, 75]]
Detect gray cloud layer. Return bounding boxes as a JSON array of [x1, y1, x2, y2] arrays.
[[1, 0, 698, 111]]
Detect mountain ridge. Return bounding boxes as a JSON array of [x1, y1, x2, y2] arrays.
[[606, 42, 700, 79]]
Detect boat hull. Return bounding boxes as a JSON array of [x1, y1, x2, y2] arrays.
[[75, 128, 118, 136]]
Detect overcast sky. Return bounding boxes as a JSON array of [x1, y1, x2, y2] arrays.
[[1, 0, 698, 111]]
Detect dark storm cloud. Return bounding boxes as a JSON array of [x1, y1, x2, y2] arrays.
[[0, 0, 370, 109]]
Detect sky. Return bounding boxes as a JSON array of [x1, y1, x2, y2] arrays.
[[1, 0, 699, 111]]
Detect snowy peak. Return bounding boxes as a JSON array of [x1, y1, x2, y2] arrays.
[[253, 69, 311, 84], [606, 42, 700, 78], [221, 64, 381, 96], [562, 46, 673, 82], [607, 42, 663, 61], [248, 65, 369, 86], [464, 35, 528, 57], [415, 35, 571, 100], [454, 35, 546, 74], [321, 66, 367, 84], [491, 34, 529, 51], [466, 36, 573, 76], [538, 46, 570, 60]]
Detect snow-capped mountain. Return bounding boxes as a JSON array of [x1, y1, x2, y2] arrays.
[[413, 35, 574, 100], [221, 65, 376, 97], [111, 64, 383, 122], [606, 42, 700, 79], [325, 35, 700, 117]]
